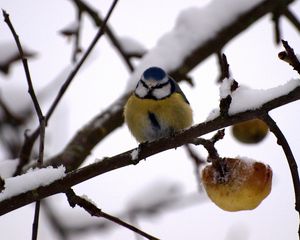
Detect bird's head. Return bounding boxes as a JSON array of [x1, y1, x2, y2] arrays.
[[135, 67, 172, 99]]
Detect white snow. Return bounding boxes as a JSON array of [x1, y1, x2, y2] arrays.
[[237, 155, 257, 165], [126, 0, 264, 90], [219, 78, 235, 98], [207, 79, 300, 120], [206, 108, 220, 121], [130, 149, 139, 161], [0, 165, 66, 201], [81, 194, 98, 206], [0, 159, 19, 178], [119, 36, 146, 56], [229, 79, 300, 115]]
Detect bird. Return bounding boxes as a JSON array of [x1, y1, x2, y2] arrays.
[[124, 66, 193, 142]]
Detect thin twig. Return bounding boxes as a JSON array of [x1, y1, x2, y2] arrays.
[[2, 10, 46, 240], [15, 0, 119, 175], [65, 188, 160, 240], [2, 10, 44, 122], [184, 145, 206, 190], [283, 8, 300, 33], [278, 40, 300, 75], [44, 192, 200, 237], [32, 202, 41, 240], [272, 10, 281, 44], [72, 8, 82, 63], [261, 114, 300, 237], [216, 52, 230, 82], [72, 0, 135, 71], [190, 130, 226, 178]]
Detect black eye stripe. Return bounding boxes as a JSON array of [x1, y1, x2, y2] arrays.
[[140, 80, 149, 89], [154, 81, 170, 89], [139, 80, 170, 89]]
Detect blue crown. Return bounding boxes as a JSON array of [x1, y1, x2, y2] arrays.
[[143, 67, 166, 81]]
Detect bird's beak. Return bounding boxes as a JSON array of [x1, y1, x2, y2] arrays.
[[147, 79, 157, 88]]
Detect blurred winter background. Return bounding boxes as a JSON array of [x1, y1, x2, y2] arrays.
[[0, 0, 300, 239]]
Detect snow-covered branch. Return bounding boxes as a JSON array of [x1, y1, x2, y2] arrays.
[[45, 0, 296, 172], [1, 80, 299, 215]]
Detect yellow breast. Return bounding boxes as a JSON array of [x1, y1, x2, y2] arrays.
[[124, 93, 193, 142]]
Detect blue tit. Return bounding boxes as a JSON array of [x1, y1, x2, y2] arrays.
[[124, 66, 193, 142]]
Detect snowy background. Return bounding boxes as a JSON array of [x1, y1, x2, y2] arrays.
[[0, 0, 300, 239]]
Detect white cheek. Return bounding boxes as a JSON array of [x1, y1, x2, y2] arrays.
[[135, 82, 148, 97], [152, 84, 171, 99]]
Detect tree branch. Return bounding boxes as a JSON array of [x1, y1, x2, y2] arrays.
[[1, 83, 299, 215], [261, 114, 300, 237], [283, 8, 300, 33], [15, 0, 120, 175], [71, 0, 136, 71], [72, 7, 82, 63], [65, 188, 160, 240], [278, 40, 300, 75], [44, 0, 296, 172], [2, 10, 46, 240]]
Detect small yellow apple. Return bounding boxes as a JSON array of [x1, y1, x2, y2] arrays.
[[231, 119, 269, 144], [201, 157, 272, 211]]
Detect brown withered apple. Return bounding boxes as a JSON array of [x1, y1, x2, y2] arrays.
[[201, 157, 272, 211], [231, 119, 269, 144]]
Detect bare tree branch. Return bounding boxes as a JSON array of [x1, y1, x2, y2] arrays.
[[65, 188, 160, 240], [216, 52, 230, 82], [278, 40, 300, 75], [71, 0, 136, 71], [15, 0, 120, 175], [72, 8, 83, 63], [2, 10, 44, 123], [261, 114, 300, 237], [184, 144, 205, 190], [272, 9, 282, 44], [2, 10, 46, 240]]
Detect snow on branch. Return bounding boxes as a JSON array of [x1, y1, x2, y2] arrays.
[[45, 0, 295, 172], [0, 166, 65, 201], [229, 79, 300, 114], [118, 36, 147, 58], [0, 80, 299, 215], [208, 79, 300, 120], [125, 0, 272, 90]]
